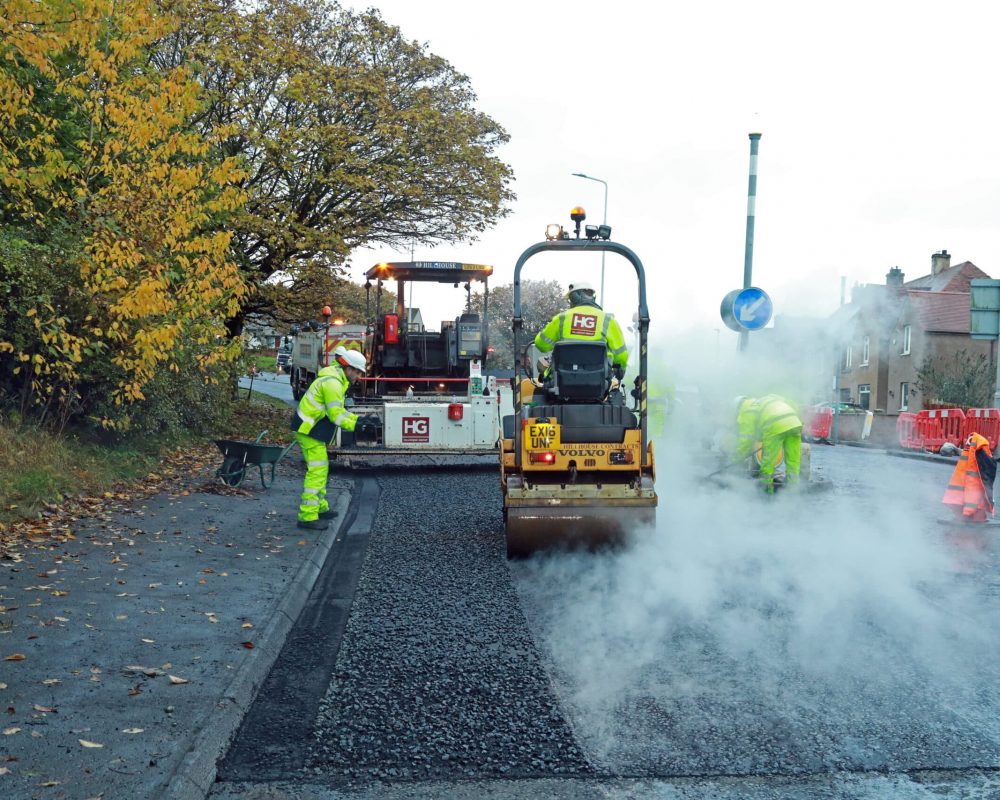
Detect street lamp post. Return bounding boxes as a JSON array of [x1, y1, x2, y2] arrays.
[[571, 172, 608, 305]]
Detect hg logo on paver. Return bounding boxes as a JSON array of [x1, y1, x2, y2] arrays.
[[402, 417, 430, 443]]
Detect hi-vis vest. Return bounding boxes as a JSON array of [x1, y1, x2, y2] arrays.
[[736, 394, 802, 460], [534, 304, 628, 368], [291, 364, 358, 444], [943, 432, 995, 521]]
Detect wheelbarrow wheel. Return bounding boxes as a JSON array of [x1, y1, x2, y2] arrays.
[[218, 455, 247, 487]]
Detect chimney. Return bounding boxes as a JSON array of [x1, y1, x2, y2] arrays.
[[931, 249, 951, 275], [886, 266, 904, 286]]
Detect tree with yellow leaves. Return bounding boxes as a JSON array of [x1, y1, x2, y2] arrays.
[[0, 0, 247, 431]]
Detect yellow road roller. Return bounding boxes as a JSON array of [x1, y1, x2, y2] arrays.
[[500, 211, 657, 557]]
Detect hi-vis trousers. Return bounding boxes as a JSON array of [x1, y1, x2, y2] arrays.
[[295, 433, 331, 522], [759, 427, 803, 493]]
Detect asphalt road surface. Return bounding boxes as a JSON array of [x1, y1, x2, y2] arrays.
[[212, 445, 1000, 799], [239, 371, 295, 406]]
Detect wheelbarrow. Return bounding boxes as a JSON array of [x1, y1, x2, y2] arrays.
[[214, 431, 297, 489]]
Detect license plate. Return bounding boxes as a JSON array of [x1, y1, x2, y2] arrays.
[[527, 422, 559, 449]]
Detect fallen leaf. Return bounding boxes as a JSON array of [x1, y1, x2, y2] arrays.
[[4, 655, 25, 661], [241, 623, 253, 629], [0, 767, 10, 775], [33, 704, 56, 713], [167, 675, 189, 685], [127, 685, 141, 696], [79, 739, 104, 748], [39, 780, 61, 786], [2, 727, 19, 735], [122, 728, 143, 734], [140, 639, 154, 644], [0, 683, 6, 689], [240, 641, 255, 649], [41, 679, 60, 686]]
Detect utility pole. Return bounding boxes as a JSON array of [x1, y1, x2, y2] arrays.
[[739, 133, 762, 352]]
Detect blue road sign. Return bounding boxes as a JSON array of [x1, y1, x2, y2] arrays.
[[732, 287, 773, 331]]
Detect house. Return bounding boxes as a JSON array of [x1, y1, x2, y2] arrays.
[[834, 250, 996, 414]]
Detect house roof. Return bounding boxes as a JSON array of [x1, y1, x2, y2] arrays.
[[905, 261, 989, 293], [905, 290, 970, 333]]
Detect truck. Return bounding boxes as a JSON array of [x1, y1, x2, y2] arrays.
[[286, 262, 514, 458]]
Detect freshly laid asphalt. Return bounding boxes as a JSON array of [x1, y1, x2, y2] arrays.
[[0, 455, 353, 800]]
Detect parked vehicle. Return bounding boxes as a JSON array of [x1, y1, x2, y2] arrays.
[[275, 343, 292, 373]]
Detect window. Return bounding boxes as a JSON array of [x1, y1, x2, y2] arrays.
[[900, 382, 910, 410], [839, 388, 852, 403], [862, 336, 870, 365], [858, 384, 871, 410], [843, 345, 852, 370], [901, 325, 911, 355]]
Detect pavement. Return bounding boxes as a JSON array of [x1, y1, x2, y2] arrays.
[[0, 454, 355, 800]]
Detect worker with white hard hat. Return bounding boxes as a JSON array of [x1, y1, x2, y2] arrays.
[[534, 281, 628, 372], [290, 347, 373, 530]]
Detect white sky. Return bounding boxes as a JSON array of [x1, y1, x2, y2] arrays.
[[344, 0, 1000, 342]]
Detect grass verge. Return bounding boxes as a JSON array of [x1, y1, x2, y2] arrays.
[[0, 395, 295, 532]]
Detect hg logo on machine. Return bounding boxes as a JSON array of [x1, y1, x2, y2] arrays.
[[402, 417, 430, 443]]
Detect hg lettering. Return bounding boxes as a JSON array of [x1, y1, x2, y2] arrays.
[[570, 314, 597, 336]]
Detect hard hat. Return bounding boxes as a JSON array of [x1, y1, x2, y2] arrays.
[[337, 349, 367, 373], [734, 395, 749, 412], [332, 344, 348, 359], [566, 281, 596, 299]]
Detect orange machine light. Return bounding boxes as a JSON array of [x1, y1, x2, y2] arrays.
[[570, 206, 586, 222], [321, 305, 332, 317], [332, 318, 346, 325]]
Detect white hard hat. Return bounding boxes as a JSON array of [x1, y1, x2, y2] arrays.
[[566, 281, 596, 299], [332, 344, 348, 359], [337, 349, 367, 373]]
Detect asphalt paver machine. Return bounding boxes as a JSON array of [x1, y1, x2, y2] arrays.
[[500, 211, 657, 557]]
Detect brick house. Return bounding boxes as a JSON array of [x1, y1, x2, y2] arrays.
[[833, 250, 995, 414]]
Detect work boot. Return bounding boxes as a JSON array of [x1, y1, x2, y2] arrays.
[[318, 508, 339, 520], [296, 518, 329, 531]]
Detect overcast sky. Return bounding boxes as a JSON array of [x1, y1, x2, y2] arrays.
[[343, 0, 1000, 342]]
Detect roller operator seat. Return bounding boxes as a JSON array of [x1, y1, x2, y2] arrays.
[[547, 340, 612, 403]]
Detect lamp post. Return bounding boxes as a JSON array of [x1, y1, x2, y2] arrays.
[[571, 172, 608, 305]]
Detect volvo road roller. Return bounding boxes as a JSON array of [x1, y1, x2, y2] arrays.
[[500, 209, 657, 557]]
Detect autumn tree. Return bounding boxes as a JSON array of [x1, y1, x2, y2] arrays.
[[0, 0, 247, 431], [155, 0, 515, 328], [470, 280, 565, 369]]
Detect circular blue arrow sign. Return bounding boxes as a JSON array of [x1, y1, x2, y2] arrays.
[[732, 287, 773, 331]]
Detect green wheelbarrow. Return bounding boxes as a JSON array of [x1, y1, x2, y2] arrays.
[[214, 431, 297, 489]]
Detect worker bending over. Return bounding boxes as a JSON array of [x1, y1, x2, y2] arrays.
[[290, 348, 375, 530], [535, 282, 628, 374], [734, 394, 803, 493]]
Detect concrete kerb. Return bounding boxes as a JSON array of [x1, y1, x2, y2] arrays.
[[160, 487, 354, 800]]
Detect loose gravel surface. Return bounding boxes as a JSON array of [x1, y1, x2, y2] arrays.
[[306, 469, 595, 785]]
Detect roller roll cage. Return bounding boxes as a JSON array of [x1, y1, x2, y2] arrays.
[[511, 238, 650, 468]]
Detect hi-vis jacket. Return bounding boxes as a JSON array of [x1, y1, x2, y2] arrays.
[[735, 394, 802, 460], [534, 304, 628, 368], [291, 364, 358, 444], [943, 432, 995, 521]]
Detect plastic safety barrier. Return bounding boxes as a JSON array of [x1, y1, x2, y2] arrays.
[[803, 407, 833, 441], [913, 408, 966, 452], [896, 412, 920, 449], [962, 408, 1000, 451]]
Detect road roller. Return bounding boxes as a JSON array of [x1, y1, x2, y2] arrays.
[[500, 210, 657, 557]]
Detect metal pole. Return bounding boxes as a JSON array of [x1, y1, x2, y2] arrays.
[[739, 133, 762, 352], [571, 172, 608, 305], [993, 337, 1000, 408]]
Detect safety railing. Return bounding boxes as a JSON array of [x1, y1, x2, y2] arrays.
[[895, 407, 1000, 452]]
